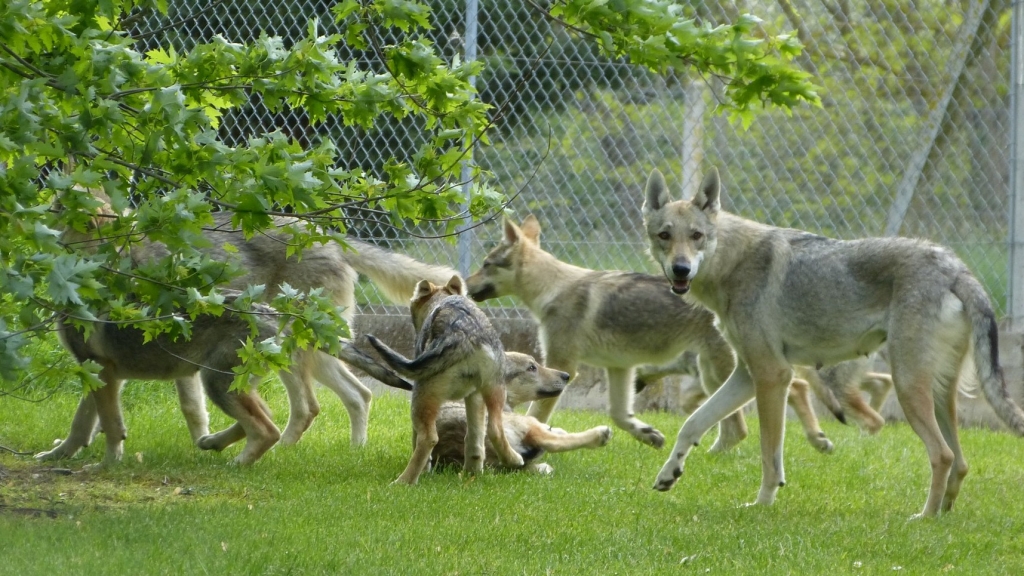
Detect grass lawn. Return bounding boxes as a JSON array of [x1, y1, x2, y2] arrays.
[[3, 384, 1024, 575]]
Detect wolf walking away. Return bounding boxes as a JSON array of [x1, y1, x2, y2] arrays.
[[41, 200, 456, 461], [43, 293, 407, 466], [642, 166, 1024, 518], [367, 275, 525, 484]]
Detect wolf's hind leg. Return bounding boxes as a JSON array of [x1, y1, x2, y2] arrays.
[[310, 351, 372, 447], [787, 379, 834, 454], [463, 392, 486, 474], [525, 422, 612, 452], [890, 361, 952, 519], [483, 386, 524, 468], [607, 367, 664, 448], [201, 374, 280, 465]]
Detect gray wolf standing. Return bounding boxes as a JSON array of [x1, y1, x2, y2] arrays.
[[367, 275, 525, 484], [465, 216, 837, 454], [642, 167, 1024, 518], [38, 209, 456, 462]]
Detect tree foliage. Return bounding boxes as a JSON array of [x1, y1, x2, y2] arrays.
[[0, 0, 818, 392]]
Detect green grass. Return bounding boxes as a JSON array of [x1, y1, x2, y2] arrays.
[[3, 385, 1024, 575]]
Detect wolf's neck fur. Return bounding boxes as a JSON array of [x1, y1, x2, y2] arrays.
[[689, 210, 773, 314], [513, 245, 590, 315]]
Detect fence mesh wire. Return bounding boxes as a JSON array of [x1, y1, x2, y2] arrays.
[[132, 0, 1013, 317]]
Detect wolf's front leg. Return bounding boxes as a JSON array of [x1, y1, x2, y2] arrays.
[[751, 368, 793, 506], [607, 367, 664, 448], [394, 394, 440, 485], [654, 363, 755, 491], [35, 394, 100, 461]]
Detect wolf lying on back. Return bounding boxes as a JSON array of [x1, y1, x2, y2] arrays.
[[370, 349, 612, 473], [367, 275, 525, 484], [642, 167, 1024, 518], [465, 216, 836, 454], [53, 292, 411, 466], [41, 195, 455, 462]]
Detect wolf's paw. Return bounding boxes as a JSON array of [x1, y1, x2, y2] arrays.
[[279, 429, 303, 447], [652, 463, 683, 491], [504, 451, 525, 468], [633, 425, 665, 449], [391, 475, 418, 486], [809, 432, 835, 454], [35, 441, 79, 461], [197, 434, 225, 452], [596, 426, 613, 447], [530, 462, 555, 475]]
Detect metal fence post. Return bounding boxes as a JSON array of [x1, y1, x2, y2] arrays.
[[457, 0, 479, 278], [1009, 0, 1024, 330]]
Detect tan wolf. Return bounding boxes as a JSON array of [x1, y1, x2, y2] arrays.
[[464, 216, 838, 454], [793, 358, 893, 435], [366, 275, 525, 484], [637, 353, 893, 435], [49, 293, 412, 466], [39, 203, 456, 463], [427, 351, 612, 474], [642, 167, 1024, 518]]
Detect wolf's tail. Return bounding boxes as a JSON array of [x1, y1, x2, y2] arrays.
[[342, 238, 458, 305], [958, 274, 1024, 435], [333, 340, 413, 391], [365, 335, 457, 382]]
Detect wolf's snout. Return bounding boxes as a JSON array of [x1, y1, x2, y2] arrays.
[[671, 260, 691, 279], [559, 371, 570, 382], [669, 259, 693, 294], [467, 283, 495, 302]]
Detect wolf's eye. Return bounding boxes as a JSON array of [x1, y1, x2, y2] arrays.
[[691, 231, 704, 241], [657, 231, 671, 241], [527, 364, 537, 372]]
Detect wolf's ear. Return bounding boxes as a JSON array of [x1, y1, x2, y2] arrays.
[[503, 217, 523, 245], [692, 167, 720, 216], [520, 215, 541, 244], [411, 279, 436, 302], [642, 169, 670, 215], [445, 274, 467, 296]]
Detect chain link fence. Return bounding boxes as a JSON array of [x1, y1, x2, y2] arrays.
[[133, 0, 1014, 318]]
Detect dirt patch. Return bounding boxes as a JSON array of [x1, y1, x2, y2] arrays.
[[0, 458, 204, 519]]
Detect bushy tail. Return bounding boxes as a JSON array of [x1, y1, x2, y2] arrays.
[[342, 238, 458, 305], [334, 340, 413, 391], [958, 275, 1024, 435], [365, 335, 458, 382]]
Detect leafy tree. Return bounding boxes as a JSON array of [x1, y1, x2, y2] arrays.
[[0, 0, 818, 392]]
